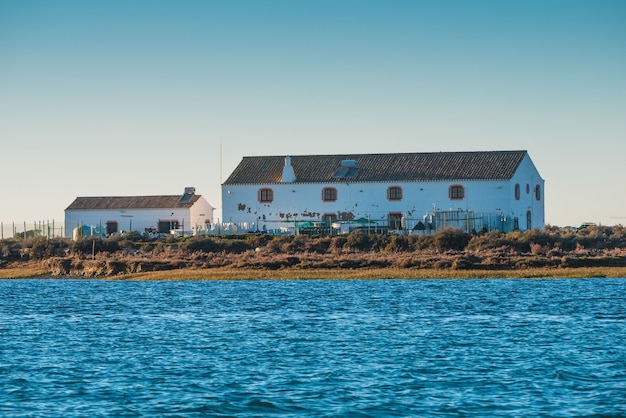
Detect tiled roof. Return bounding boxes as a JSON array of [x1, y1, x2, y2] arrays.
[[223, 151, 528, 185], [65, 195, 202, 211]]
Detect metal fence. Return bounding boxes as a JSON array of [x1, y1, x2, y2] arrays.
[[0, 220, 65, 240], [0, 211, 519, 241]]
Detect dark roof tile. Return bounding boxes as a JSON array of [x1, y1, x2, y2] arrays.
[[65, 195, 202, 211], [223, 151, 528, 184]]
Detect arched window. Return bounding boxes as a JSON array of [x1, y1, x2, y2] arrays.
[[322, 187, 337, 202], [526, 184, 530, 194], [449, 185, 464, 200], [258, 188, 273, 203], [535, 185, 541, 201], [515, 184, 521, 200], [387, 186, 403, 201], [527, 210, 532, 229]]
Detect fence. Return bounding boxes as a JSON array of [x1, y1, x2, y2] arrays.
[[0, 220, 65, 240], [0, 211, 519, 241]]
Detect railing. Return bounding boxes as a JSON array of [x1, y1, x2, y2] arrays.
[[0, 211, 520, 241], [0, 220, 64, 240]]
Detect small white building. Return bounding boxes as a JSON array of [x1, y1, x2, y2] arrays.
[[221, 151, 544, 234], [65, 187, 215, 238]]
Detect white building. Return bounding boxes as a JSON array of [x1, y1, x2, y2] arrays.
[[221, 151, 544, 234], [65, 187, 215, 238]]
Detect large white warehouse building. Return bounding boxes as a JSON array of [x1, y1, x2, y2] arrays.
[[221, 151, 544, 234]]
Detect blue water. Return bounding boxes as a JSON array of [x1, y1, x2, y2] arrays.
[[1, 278, 625, 417]]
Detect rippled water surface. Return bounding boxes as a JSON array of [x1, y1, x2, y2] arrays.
[[1, 278, 625, 417]]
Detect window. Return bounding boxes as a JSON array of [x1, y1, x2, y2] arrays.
[[322, 213, 337, 225], [449, 185, 464, 200], [515, 183, 521, 200], [388, 212, 403, 230], [387, 186, 403, 201], [322, 187, 337, 202], [535, 185, 541, 201], [259, 188, 273, 203], [106, 221, 118, 235], [526, 211, 532, 229], [526, 184, 530, 194]]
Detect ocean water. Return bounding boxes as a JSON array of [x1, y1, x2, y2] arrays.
[[1, 278, 625, 417]]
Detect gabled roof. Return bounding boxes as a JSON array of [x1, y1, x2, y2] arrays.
[[65, 195, 203, 211], [223, 151, 528, 185]]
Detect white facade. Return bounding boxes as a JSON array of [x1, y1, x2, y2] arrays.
[[65, 193, 214, 238], [222, 152, 544, 233]]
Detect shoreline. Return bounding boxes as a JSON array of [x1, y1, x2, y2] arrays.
[[2, 265, 626, 281]]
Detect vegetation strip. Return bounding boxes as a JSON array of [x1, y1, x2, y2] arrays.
[[2, 224, 626, 280]]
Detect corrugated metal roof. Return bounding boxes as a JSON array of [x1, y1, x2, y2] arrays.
[[223, 151, 528, 185], [65, 195, 202, 211]]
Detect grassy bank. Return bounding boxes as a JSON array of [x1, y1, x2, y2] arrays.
[[2, 225, 626, 280], [2, 264, 626, 281]]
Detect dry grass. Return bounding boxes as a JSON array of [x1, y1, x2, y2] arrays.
[[106, 266, 626, 281], [0, 266, 49, 279], [2, 255, 626, 281]]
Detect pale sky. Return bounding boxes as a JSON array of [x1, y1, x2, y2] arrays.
[[1, 0, 625, 228]]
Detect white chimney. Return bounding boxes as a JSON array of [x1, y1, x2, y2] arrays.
[[281, 155, 296, 183]]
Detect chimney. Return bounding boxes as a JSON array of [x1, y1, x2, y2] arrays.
[[281, 155, 297, 183]]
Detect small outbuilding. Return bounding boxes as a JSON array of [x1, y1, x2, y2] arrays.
[[64, 187, 214, 238]]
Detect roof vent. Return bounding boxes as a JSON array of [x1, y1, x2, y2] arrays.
[[281, 155, 297, 183], [332, 159, 359, 179], [179, 187, 196, 203]]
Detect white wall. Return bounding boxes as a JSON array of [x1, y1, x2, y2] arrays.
[[221, 157, 545, 232], [189, 197, 215, 230], [222, 181, 544, 232], [64, 197, 215, 237]]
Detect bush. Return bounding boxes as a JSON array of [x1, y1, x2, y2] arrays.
[[385, 235, 410, 252], [179, 237, 253, 254], [330, 236, 348, 253], [411, 235, 434, 251], [345, 230, 370, 252], [467, 230, 508, 251], [304, 237, 332, 254], [246, 234, 272, 249], [281, 235, 309, 254], [433, 228, 471, 252], [70, 238, 120, 256]]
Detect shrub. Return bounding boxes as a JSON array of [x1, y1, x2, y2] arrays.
[[221, 239, 253, 253], [281, 235, 309, 254], [411, 235, 434, 251], [22, 237, 69, 260], [70, 238, 120, 256], [345, 230, 370, 252], [179, 237, 252, 254], [330, 236, 348, 253], [433, 228, 470, 252], [385, 235, 410, 252], [178, 237, 219, 253], [467, 230, 507, 251], [246, 234, 272, 249], [304, 237, 332, 254]]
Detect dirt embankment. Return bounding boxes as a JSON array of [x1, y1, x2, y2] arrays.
[[3, 246, 626, 279]]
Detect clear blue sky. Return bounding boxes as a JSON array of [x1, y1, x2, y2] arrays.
[[1, 0, 625, 227]]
